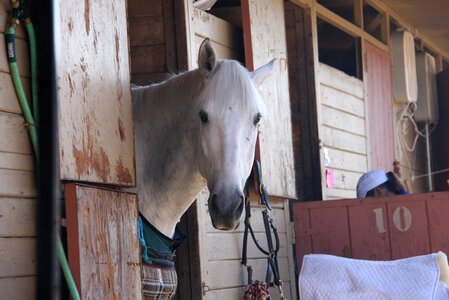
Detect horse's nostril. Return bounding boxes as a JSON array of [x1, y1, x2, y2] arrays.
[[210, 194, 219, 213], [236, 195, 245, 213]]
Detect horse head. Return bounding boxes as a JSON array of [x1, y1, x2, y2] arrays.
[[195, 39, 275, 230]]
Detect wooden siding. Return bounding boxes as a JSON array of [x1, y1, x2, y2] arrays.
[[292, 192, 449, 272], [189, 8, 244, 64], [129, 0, 182, 84], [0, 1, 37, 298], [58, 0, 135, 186], [242, 0, 297, 199], [65, 184, 141, 300], [318, 63, 367, 199], [197, 189, 295, 299]]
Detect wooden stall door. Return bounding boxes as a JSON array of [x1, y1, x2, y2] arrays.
[[65, 184, 141, 299], [433, 69, 449, 191], [292, 192, 449, 274], [58, 0, 135, 186], [242, 0, 297, 199], [364, 41, 395, 171]]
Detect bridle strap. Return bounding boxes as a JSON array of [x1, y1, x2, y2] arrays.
[[241, 159, 281, 287]]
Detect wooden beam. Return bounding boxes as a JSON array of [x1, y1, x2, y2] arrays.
[[365, 12, 383, 33], [364, 0, 449, 61], [289, 0, 313, 9], [316, 3, 388, 52], [353, 0, 364, 29], [381, 13, 390, 45]]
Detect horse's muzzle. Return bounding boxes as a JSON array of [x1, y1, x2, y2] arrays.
[[208, 194, 244, 230]]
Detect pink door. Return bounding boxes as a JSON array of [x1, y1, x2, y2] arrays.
[[364, 41, 395, 171]]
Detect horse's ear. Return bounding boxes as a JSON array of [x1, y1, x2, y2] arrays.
[[198, 39, 216, 76], [250, 59, 276, 87]]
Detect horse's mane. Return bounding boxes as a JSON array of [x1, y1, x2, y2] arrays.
[[132, 60, 266, 126]]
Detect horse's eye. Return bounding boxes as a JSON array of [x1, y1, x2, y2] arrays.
[[254, 113, 262, 125], [199, 110, 208, 123]]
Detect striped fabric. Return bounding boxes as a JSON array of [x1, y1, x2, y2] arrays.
[[141, 263, 178, 300]]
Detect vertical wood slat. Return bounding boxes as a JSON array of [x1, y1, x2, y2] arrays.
[[285, 3, 322, 201], [58, 0, 135, 186], [364, 41, 395, 171], [242, 0, 297, 199], [65, 184, 141, 300], [292, 192, 449, 275]]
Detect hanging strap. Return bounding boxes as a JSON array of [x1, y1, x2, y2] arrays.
[[241, 159, 282, 288]]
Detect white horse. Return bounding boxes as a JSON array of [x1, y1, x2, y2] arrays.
[[132, 39, 274, 238]]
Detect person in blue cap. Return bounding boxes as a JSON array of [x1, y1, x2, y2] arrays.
[[356, 170, 410, 198]]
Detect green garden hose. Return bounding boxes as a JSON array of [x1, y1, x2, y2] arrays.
[[6, 3, 80, 299], [25, 20, 38, 124]]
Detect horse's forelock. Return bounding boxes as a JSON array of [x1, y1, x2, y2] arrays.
[[200, 60, 266, 117]]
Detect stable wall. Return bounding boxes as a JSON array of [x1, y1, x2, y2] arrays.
[[0, 1, 37, 298], [318, 63, 368, 199]]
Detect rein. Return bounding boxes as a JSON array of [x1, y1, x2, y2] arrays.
[[242, 159, 285, 299]]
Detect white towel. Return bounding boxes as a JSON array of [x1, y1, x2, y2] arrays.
[[299, 253, 449, 300]]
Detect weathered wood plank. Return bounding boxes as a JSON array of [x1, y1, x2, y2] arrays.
[[0, 112, 32, 154], [242, 0, 297, 199], [325, 147, 367, 173], [321, 105, 366, 136], [194, 35, 241, 61], [0, 198, 36, 237], [65, 184, 141, 300], [0, 72, 31, 114], [130, 44, 167, 74], [325, 188, 357, 199], [205, 257, 291, 290], [206, 232, 289, 261], [328, 169, 364, 191], [205, 205, 287, 233], [0, 152, 34, 171], [128, 0, 162, 17], [192, 8, 243, 56], [319, 63, 364, 98], [0, 170, 36, 198], [0, 276, 36, 300], [321, 125, 367, 155], [58, 0, 135, 186], [0, 33, 30, 76], [129, 16, 164, 47], [0, 237, 36, 277], [320, 84, 364, 116]]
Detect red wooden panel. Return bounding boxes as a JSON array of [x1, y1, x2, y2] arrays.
[[292, 192, 449, 275], [65, 184, 141, 300], [293, 208, 312, 269], [387, 200, 430, 259], [309, 207, 351, 257], [348, 203, 391, 260], [364, 41, 395, 171], [427, 194, 449, 251]]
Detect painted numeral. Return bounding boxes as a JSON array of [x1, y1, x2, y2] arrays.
[[372, 206, 412, 233]]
